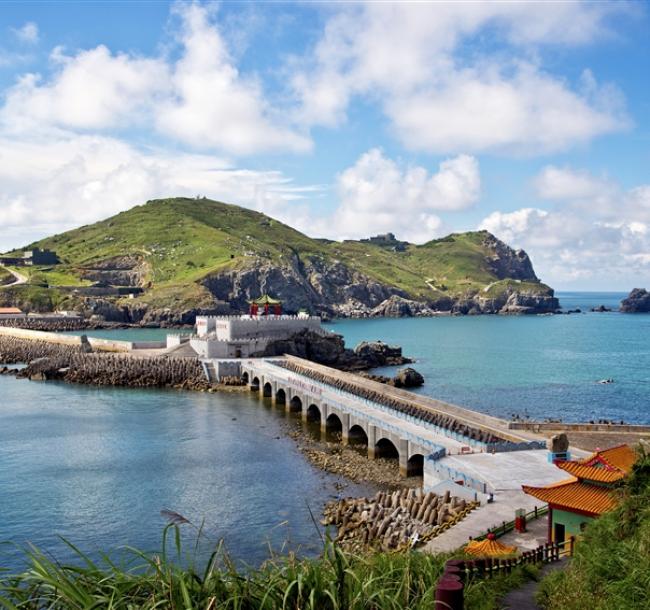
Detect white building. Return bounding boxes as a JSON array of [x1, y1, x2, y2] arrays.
[[189, 313, 325, 359]]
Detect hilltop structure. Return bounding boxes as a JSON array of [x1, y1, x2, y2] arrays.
[[0, 248, 58, 267], [522, 444, 635, 547]]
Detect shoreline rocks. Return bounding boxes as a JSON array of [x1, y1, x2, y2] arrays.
[[256, 330, 413, 372], [359, 367, 424, 388], [620, 288, 650, 313]]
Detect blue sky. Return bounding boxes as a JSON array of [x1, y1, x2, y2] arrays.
[[0, 1, 648, 290]]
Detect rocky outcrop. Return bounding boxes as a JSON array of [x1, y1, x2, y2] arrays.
[[497, 290, 559, 314], [254, 330, 412, 371], [620, 288, 650, 313], [481, 232, 538, 281], [78, 255, 149, 287], [394, 367, 424, 388], [201, 256, 404, 317], [370, 295, 439, 317]]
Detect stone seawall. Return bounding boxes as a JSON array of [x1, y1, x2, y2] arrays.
[[0, 335, 208, 390], [508, 422, 650, 433], [0, 326, 165, 352]]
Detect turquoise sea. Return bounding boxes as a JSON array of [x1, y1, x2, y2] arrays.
[[1, 292, 648, 569]]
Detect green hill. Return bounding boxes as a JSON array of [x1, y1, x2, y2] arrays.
[[1, 197, 558, 320]]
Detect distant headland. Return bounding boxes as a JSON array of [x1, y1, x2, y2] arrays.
[[0, 197, 559, 324]]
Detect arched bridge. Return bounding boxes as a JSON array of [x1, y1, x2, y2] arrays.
[[240, 356, 543, 478]]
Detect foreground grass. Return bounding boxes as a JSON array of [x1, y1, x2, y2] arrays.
[[536, 449, 650, 610], [0, 527, 537, 610]]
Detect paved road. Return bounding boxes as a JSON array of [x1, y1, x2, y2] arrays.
[[500, 560, 567, 609], [0, 265, 27, 288]]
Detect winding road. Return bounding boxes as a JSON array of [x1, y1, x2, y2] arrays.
[[0, 265, 28, 288]]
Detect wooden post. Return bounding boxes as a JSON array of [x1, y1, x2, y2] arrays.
[[569, 535, 575, 556], [435, 579, 464, 610]]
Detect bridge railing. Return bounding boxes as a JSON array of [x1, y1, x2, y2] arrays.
[[269, 368, 447, 455], [263, 361, 489, 454]]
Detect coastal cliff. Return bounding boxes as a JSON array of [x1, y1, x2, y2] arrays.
[[0, 197, 558, 321]]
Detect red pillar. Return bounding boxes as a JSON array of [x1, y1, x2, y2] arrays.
[[547, 506, 553, 544]]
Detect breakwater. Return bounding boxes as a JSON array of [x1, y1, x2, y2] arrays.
[[0, 318, 90, 332], [0, 335, 208, 390], [323, 488, 478, 552]]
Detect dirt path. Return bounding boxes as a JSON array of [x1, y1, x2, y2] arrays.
[[0, 265, 28, 288]]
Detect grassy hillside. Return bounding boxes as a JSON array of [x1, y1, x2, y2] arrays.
[[537, 448, 649, 610], [3, 197, 551, 312]]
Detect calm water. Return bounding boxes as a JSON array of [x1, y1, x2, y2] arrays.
[[2, 292, 649, 570], [0, 377, 373, 570], [327, 292, 650, 424]]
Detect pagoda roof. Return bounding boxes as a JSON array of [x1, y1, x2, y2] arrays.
[[556, 461, 626, 484], [465, 538, 517, 557], [248, 294, 282, 305], [522, 478, 617, 516], [579, 444, 636, 474]]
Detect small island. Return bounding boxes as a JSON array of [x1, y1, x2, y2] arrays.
[[620, 288, 650, 313]]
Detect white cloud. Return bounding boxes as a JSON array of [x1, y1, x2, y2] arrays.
[[533, 166, 613, 200], [293, 3, 630, 153], [0, 3, 309, 156], [156, 3, 310, 155], [479, 167, 650, 289], [0, 131, 317, 252], [13, 22, 39, 45], [306, 149, 480, 243], [2, 46, 167, 131]]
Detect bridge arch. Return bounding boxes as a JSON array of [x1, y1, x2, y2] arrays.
[[251, 376, 260, 391], [275, 387, 286, 406], [347, 424, 368, 445], [326, 412, 343, 434], [406, 453, 424, 477], [242, 371, 249, 384], [262, 382, 273, 398], [306, 404, 321, 423], [374, 437, 399, 460], [288, 395, 302, 413]]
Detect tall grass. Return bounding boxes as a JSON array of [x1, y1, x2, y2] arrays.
[[536, 449, 650, 610], [0, 524, 534, 610]]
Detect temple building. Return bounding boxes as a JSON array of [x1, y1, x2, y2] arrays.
[[522, 444, 636, 547], [189, 295, 324, 359]]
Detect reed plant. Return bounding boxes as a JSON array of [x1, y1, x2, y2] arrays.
[[0, 519, 534, 610]]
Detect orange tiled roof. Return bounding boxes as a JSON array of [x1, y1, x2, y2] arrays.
[[0, 307, 22, 314], [556, 461, 626, 484], [466, 539, 517, 557], [581, 444, 636, 474], [522, 479, 617, 516]]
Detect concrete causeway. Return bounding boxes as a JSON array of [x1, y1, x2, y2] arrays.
[[238, 356, 553, 482]]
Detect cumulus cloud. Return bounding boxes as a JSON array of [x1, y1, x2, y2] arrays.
[[156, 3, 309, 154], [0, 132, 317, 252], [2, 46, 167, 131], [293, 2, 630, 153], [480, 168, 650, 288], [0, 3, 308, 155], [13, 22, 39, 45], [308, 149, 480, 243]]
